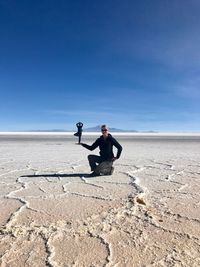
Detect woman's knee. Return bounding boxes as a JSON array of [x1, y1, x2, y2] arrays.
[[88, 154, 93, 161]]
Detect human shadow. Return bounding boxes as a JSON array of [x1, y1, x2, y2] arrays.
[[20, 173, 90, 178]]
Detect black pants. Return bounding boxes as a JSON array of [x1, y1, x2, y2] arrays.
[[88, 155, 103, 171], [74, 132, 82, 143]]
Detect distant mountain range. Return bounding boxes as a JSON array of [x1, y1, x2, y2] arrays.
[[27, 125, 156, 133], [83, 125, 156, 133], [83, 125, 137, 132]]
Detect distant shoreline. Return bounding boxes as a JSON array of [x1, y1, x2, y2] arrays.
[[0, 132, 200, 136]]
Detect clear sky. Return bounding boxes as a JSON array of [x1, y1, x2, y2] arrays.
[[0, 0, 200, 132]]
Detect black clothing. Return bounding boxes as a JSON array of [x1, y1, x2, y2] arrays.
[[88, 155, 103, 171], [74, 122, 83, 143], [76, 122, 83, 133], [82, 134, 122, 161]]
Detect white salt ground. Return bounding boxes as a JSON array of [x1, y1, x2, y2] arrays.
[[0, 134, 200, 267]]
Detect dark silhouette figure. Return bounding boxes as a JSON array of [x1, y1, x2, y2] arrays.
[[74, 122, 83, 143]]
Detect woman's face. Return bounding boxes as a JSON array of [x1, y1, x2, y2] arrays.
[[101, 127, 109, 137]]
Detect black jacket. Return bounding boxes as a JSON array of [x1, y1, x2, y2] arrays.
[[82, 134, 122, 161]]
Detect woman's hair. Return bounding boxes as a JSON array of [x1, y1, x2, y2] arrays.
[[101, 124, 108, 129]]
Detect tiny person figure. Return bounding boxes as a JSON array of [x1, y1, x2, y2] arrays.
[[74, 122, 83, 143]]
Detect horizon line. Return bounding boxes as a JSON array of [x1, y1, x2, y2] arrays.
[[1, 131, 200, 136]]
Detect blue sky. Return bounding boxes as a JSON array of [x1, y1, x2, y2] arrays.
[[0, 0, 200, 132]]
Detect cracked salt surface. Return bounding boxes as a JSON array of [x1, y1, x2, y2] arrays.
[[0, 135, 200, 266]]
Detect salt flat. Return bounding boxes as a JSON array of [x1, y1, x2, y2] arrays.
[[0, 134, 200, 267]]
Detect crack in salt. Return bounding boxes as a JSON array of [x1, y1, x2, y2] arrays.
[[79, 176, 104, 189], [87, 230, 112, 267], [70, 192, 112, 201]]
